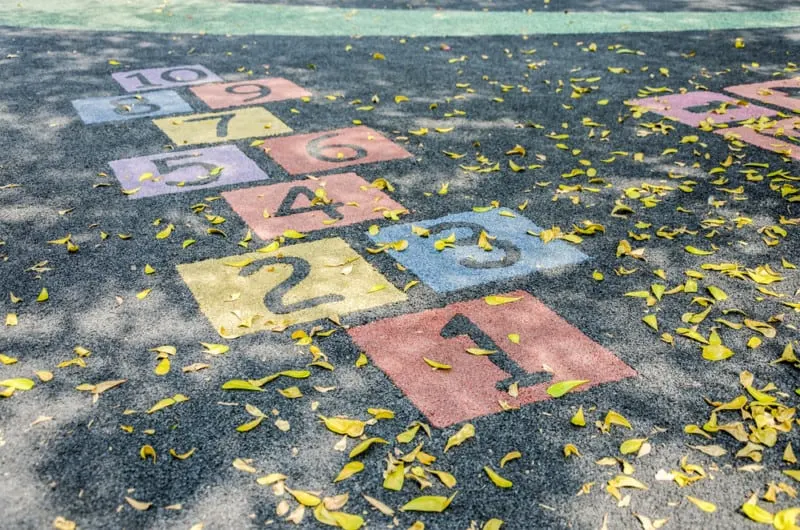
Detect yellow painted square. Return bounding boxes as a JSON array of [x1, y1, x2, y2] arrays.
[[177, 237, 407, 337], [153, 106, 292, 146]]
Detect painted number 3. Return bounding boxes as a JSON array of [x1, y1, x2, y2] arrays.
[[427, 221, 521, 269]]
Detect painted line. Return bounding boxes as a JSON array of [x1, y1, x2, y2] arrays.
[[0, 1, 799, 36]]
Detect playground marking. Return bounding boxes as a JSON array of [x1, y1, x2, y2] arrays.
[[113, 65, 222, 92], [629, 91, 775, 127], [191, 78, 311, 110], [109, 145, 269, 199], [262, 126, 412, 175], [222, 172, 405, 239], [177, 237, 406, 336], [349, 290, 636, 427], [725, 78, 800, 112], [153, 107, 291, 146], [369, 209, 588, 293], [72, 90, 192, 124]]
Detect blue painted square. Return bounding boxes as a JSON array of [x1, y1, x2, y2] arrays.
[[72, 90, 192, 124], [370, 209, 588, 293]]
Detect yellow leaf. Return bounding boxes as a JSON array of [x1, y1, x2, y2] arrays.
[[741, 501, 774, 524], [547, 379, 588, 398], [35, 370, 53, 382], [571, 406, 586, 427], [232, 457, 257, 473], [484, 466, 512, 488], [424, 357, 451, 370], [483, 519, 504, 530], [139, 444, 157, 463], [169, 448, 196, 460], [282, 229, 306, 239], [155, 224, 174, 239], [383, 461, 405, 490], [147, 394, 188, 413], [428, 469, 457, 488], [620, 438, 647, 455], [466, 347, 496, 356], [319, 416, 365, 437], [6, 313, 18, 326], [334, 461, 364, 482], [154, 357, 170, 376], [0, 378, 35, 390], [602, 410, 632, 430], [287, 488, 321, 507], [444, 423, 475, 452], [685, 245, 714, 256], [484, 295, 522, 306], [278, 386, 303, 399], [37, 288, 49, 302], [500, 451, 522, 467], [236, 416, 264, 432], [362, 494, 395, 516], [686, 496, 716, 513], [642, 314, 658, 331], [355, 353, 368, 367], [221, 380, 264, 391], [330, 511, 364, 530], [507, 334, 520, 344], [124, 497, 152, 511], [0, 354, 17, 365], [200, 343, 229, 355], [563, 443, 581, 457], [135, 288, 152, 300], [400, 493, 456, 512], [349, 437, 389, 459]]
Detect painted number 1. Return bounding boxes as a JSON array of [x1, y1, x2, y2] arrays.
[[440, 313, 552, 390]]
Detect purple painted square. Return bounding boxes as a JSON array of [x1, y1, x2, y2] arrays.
[[109, 145, 269, 199], [112, 65, 222, 93]]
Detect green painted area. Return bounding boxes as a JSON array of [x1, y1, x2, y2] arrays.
[[0, 0, 799, 36]]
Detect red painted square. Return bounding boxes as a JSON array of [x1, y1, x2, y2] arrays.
[[726, 78, 800, 112], [717, 117, 800, 161], [222, 172, 406, 239], [261, 126, 413, 175], [629, 91, 774, 127], [349, 291, 636, 428], [190, 78, 311, 110]]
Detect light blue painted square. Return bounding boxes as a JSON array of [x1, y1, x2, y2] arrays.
[[370, 209, 588, 293], [71, 90, 192, 124]]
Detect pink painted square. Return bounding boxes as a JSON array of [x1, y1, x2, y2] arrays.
[[349, 291, 636, 428], [726, 78, 800, 112], [716, 117, 800, 161], [222, 172, 406, 239], [191, 78, 311, 110], [630, 91, 775, 127], [261, 126, 413, 175]]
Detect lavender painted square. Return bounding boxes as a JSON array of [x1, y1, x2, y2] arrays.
[[109, 145, 269, 199], [112, 65, 222, 93]]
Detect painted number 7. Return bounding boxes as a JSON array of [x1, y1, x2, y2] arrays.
[[152, 107, 292, 146], [440, 313, 551, 391]]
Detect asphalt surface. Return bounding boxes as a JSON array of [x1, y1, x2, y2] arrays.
[[1, 5, 799, 530]]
